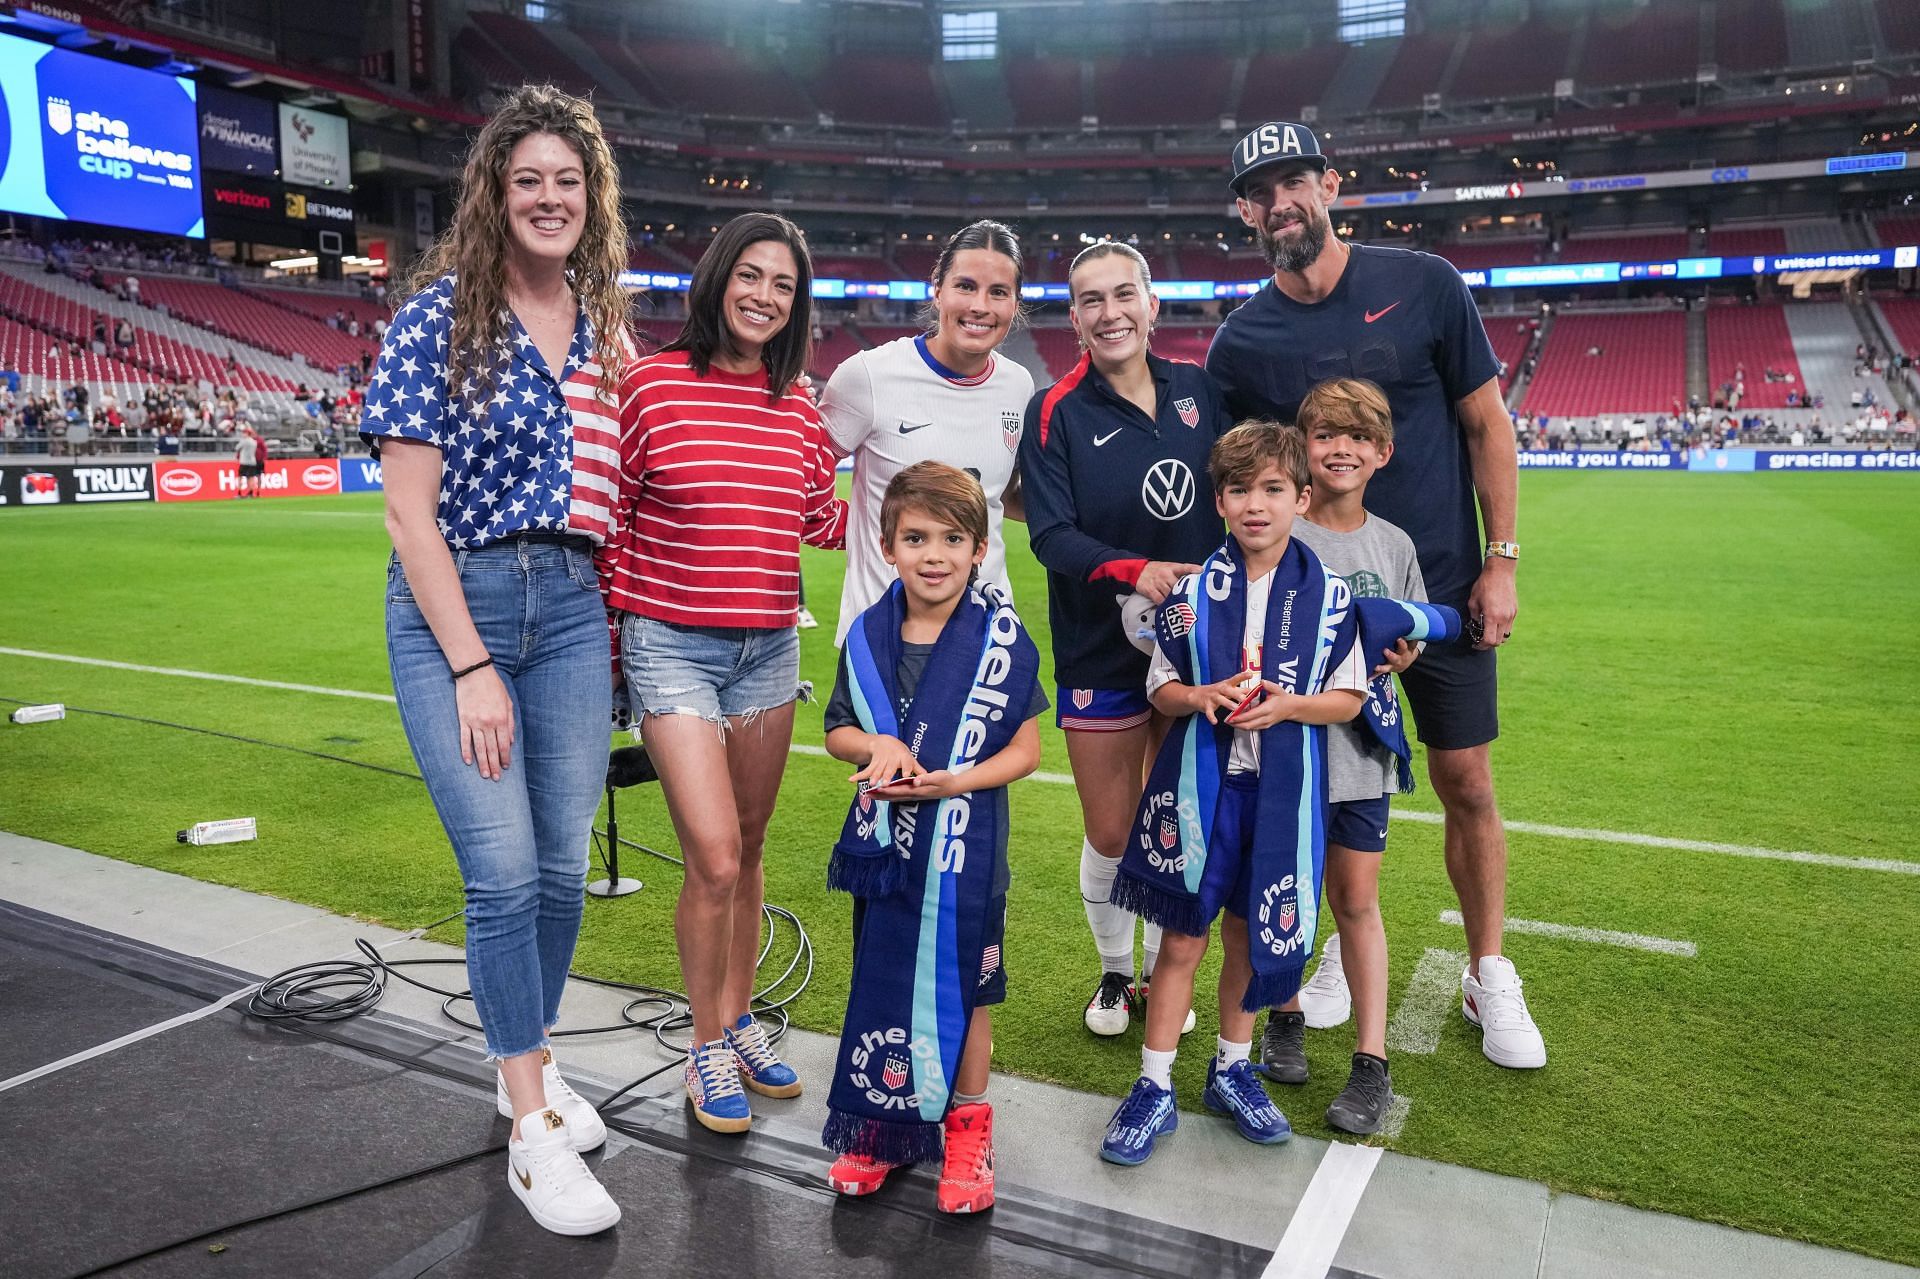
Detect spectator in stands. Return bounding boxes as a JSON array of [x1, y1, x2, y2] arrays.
[[362, 83, 634, 1237], [113, 317, 134, 348], [601, 212, 846, 1139], [1205, 122, 1542, 1072], [820, 219, 1033, 649]]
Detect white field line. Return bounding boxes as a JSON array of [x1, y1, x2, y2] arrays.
[[4, 647, 1914, 876], [1391, 808, 1915, 876], [1262, 1141, 1384, 1279], [1385, 948, 1468, 1056], [1439, 909, 1698, 957], [1379, 1094, 1413, 1141]]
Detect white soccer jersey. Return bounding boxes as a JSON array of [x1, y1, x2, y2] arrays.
[[820, 334, 1035, 645]]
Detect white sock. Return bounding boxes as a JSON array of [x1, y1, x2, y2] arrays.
[[1142, 922, 1162, 981], [1080, 840, 1135, 975], [1216, 1037, 1251, 1069], [1141, 1046, 1177, 1091]]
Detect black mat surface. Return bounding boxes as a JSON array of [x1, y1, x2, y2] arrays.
[[0, 902, 1277, 1279]]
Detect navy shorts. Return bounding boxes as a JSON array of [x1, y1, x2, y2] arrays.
[[1327, 794, 1391, 853], [1195, 772, 1263, 925], [1399, 638, 1498, 751], [1056, 685, 1151, 733]]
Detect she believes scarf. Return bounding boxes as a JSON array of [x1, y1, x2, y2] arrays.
[[822, 580, 1039, 1166]]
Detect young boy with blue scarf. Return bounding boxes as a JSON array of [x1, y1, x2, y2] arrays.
[[1261, 378, 1430, 1136], [819, 461, 1046, 1214]]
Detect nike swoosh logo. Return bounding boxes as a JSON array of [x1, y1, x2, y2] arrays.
[[898, 421, 931, 434], [515, 1166, 532, 1190], [1364, 303, 1400, 324], [1093, 429, 1123, 446]]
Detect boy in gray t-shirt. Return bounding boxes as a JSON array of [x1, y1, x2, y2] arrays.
[[1257, 379, 1424, 1137]]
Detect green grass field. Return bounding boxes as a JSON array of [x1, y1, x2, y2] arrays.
[[3, 474, 1918, 1264]]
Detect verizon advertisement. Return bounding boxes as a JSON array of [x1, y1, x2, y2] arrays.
[[153, 458, 342, 502]]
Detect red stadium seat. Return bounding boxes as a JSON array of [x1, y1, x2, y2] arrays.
[[1705, 304, 1803, 409], [1557, 232, 1693, 265], [1522, 310, 1687, 416]]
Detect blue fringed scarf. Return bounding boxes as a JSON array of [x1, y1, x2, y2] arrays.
[[1351, 599, 1463, 792], [822, 580, 1039, 1166]]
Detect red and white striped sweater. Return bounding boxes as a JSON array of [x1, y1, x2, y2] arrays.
[[598, 350, 846, 629]]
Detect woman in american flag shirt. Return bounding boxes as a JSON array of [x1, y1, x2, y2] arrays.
[[362, 85, 630, 1237], [598, 212, 847, 1137]]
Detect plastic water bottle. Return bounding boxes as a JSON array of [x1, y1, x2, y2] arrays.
[[8, 704, 65, 724], [177, 818, 258, 846]]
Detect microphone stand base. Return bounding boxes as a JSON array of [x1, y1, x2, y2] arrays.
[[586, 877, 643, 898]]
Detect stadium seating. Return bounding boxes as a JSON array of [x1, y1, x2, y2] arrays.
[[1483, 314, 1534, 393], [1784, 301, 1898, 409], [628, 244, 690, 274], [451, 26, 524, 92], [1367, 34, 1456, 114], [1873, 296, 1920, 358], [891, 246, 943, 282], [1873, 0, 1920, 55], [1875, 216, 1920, 249], [1705, 303, 1803, 409], [806, 54, 947, 129], [1704, 227, 1787, 260], [1004, 55, 1086, 130], [1435, 241, 1546, 273], [1715, 0, 1790, 75], [468, 12, 597, 98], [134, 278, 376, 372], [1578, 4, 1699, 90], [1150, 325, 1215, 366], [0, 314, 152, 390], [1522, 310, 1687, 415], [621, 37, 812, 121], [1557, 232, 1693, 265], [1029, 327, 1084, 380], [1236, 48, 1342, 123], [250, 288, 387, 332], [1447, 18, 1576, 102], [1091, 54, 1233, 128]]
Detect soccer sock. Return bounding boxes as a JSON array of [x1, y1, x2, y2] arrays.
[[1079, 840, 1135, 975], [1142, 922, 1162, 981], [1141, 1046, 1177, 1091], [953, 1089, 989, 1107], [1216, 1037, 1251, 1070]]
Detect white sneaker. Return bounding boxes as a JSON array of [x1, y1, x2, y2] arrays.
[[497, 1047, 607, 1152], [1084, 971, 1136, 1036], [507, 1109, 621, 1235], [1299, 933, 1353, 1029], [796, 606, 820, 630], [1461, 955, 1547, 1069]]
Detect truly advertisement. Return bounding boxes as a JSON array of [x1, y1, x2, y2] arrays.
[[0, 462, 153, 505], [277, 103, 349, 189], [0, 30, 203, 237], [198, 85, 278, 175], [153, 458, 342, 502]]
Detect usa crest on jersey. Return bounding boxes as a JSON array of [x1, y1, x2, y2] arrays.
[[1002, 409, 1021, 452], [1174, 396, 1199, 428]]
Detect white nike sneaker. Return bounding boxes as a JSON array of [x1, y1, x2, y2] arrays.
[[1461, 955, 1547, 1069], [497, 1047, 607, 1152], [796, 606, 820, 630], [1298, 932, 1352, 1030], [507, 1109, 621, 1236]]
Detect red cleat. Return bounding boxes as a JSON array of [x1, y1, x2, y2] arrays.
[[937, 1102, 996, 1214], [826, 1151, 896, 1196]]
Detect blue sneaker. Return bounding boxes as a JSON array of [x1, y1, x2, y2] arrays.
[[1099, 1077, 1178, 1166], [1203, 1058, 1292, 1145], [726, 1013, 802, 1099], [686, 1038, 752, 1133]]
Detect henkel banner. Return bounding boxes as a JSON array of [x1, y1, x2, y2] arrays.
[[153, 458, 341, 502]]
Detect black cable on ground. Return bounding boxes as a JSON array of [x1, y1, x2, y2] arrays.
[[6, 693, 821, 1272]]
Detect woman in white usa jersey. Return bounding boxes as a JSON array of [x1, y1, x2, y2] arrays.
[[819, 219, 1035, 643]]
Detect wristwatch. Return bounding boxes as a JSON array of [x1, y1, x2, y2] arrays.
[[1485, 541, 1520, 561]]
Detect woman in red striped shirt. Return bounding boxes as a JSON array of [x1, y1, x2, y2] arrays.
[[601, 213, 846, 1134]]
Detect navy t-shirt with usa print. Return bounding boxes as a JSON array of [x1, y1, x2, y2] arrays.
[[359, 275, 624, 549], [1205, 245, 1500, 608]]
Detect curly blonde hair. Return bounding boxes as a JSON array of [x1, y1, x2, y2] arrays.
[[407, 84, 629, 403]]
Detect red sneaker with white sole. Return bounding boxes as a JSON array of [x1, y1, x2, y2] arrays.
[[937, 1102, 996, 1214], [827, 1151, 897, 1196]]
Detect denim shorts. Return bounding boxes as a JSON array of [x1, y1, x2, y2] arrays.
[[620, 613, 806, 726]]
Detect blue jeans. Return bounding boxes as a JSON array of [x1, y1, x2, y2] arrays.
[[386, 538, 612, 1059]]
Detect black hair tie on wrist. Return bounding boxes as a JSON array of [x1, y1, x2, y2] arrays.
[[451, 657, 494, 681]]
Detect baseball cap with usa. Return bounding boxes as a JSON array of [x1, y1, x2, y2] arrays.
[[1229, 121, 1330, 196]]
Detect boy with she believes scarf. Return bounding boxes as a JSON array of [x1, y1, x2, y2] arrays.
[[819, 462, 1046, 1214], [1101, 420, 1459, 1165]]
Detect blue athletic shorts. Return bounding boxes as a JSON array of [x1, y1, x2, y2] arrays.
[[1056, 685, 1151, 732], [1327, 794, 1391, 854]]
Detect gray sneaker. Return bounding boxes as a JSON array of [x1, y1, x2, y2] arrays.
[[1258, 1010, 1308, 1084], [1325, 1053, 1394, 1135]]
